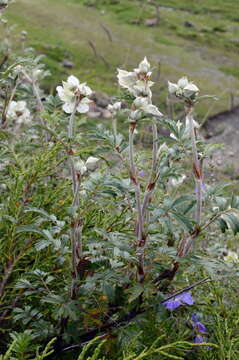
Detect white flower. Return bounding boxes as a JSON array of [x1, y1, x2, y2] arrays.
[[129, 109, 142, 122], [7, 101, 31, 124], [108, 101, 121, 115], [168, 77, 199, 100], [56, 75, 92, 114], [132, 81, 153, 99], [185, 116, 200, 131], [74, 159, 87, 175], [32, 69, 44, 82], [0, 0, 8, 11], [117, 69, 137, 90], [134, 57, 151, 74], [171, 174, 186, 187], [169, 120, 183, 140], [133, 97, 163, 117], [85, 156, 99, 171], [117, 58, 153, 99], [142, 104, 162, 117], [183, 83, 199, 98], [168, 81, 179, 95], [223, 250, 239, 264], [178, 76, 189, 88], [157, 143, 169, 158], [12, 65, 24, 76]]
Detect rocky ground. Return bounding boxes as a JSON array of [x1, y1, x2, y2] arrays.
[[203, 106, 239, 179]]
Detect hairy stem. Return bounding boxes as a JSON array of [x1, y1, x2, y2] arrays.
[[142, 122, 158, 218], [129, 122, 145, 281], [186, 106, 203, 225], [68, 101, 82, 298]]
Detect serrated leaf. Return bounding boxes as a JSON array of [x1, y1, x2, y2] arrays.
[[128, 285, 144, 303], [221, 213, 239, 235], [170, 210, 194, 232]]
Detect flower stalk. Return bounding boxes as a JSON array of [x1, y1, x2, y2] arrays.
[[68, 99, 82, 299], [129, 120, 145, 281], [142, 122, 158, 218], [186, 105, 203, 226]]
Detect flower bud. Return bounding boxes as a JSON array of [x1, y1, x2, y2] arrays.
[[74, 159, 87, 175], [157, 143, 169, 158], [108, 102, 121, 115], [85, 156, 99, 171], [177, 76, 189, 88], [136, 57, 151, 74], [168, 81, 178, 95], [183, 83, 199, 99], [0, 0, 8, 11]]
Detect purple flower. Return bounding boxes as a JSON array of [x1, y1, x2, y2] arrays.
[[163, 291, 194, 311], [139, 170, 145, 177], [194, 334, 206, 344], [195, 183, 206, 195], [192, 314, 209, 345], [192, 314, 207, 333]]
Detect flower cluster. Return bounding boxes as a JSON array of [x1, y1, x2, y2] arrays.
[[168, 76, 199, 102], [74, 156, 99, 175], [108, 101, 121, 116], [163, 291, 194, 311], [117, 57, 163, 120], [192, 314, 208, 344], [0, 0, 8, 12], [7, 101, 31, 125], [57, 75, 92, 114]]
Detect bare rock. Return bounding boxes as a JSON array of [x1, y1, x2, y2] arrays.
[[130, 18, 141, 25], [184, 21, 195, 28], [144, 18, 159, 27], [101, 109, 112, 119], [92, 92, 111, 108]]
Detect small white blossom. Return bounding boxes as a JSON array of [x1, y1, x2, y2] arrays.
[[117, 69, 137, 90], [0, 0, 8, 11], [117, 58, 153, 99], [223, 250, 239, 264], [32, 69, 44, 82], [170, 120, 183, 140], [133, 97, 162, 117], [183, 83, 200, 98], [134, 57, 151, 74], [157, 143, 169, 158], [85, 156, 99, 171], [168, 77, 199, 101], [108, 101, 121, 116], [185, 116, 200, 131], [132, 81, 153, 99], [129, 109, 142, 122], [56, 75, 92, 114], [171, 174, 186, 187], [74, 159, 87, 175], [12, 65, 24, 76], [168, 81, 179, 95], [7, 100, 31, 124], [177, 76, 189, 88]]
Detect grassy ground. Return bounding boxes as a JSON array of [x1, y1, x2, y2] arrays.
[[5, 0, 239, 119]]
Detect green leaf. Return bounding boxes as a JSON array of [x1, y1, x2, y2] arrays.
[[170, 210, 194, 232], [128, 284, 144, 303], [221, 213, 239, 235]]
